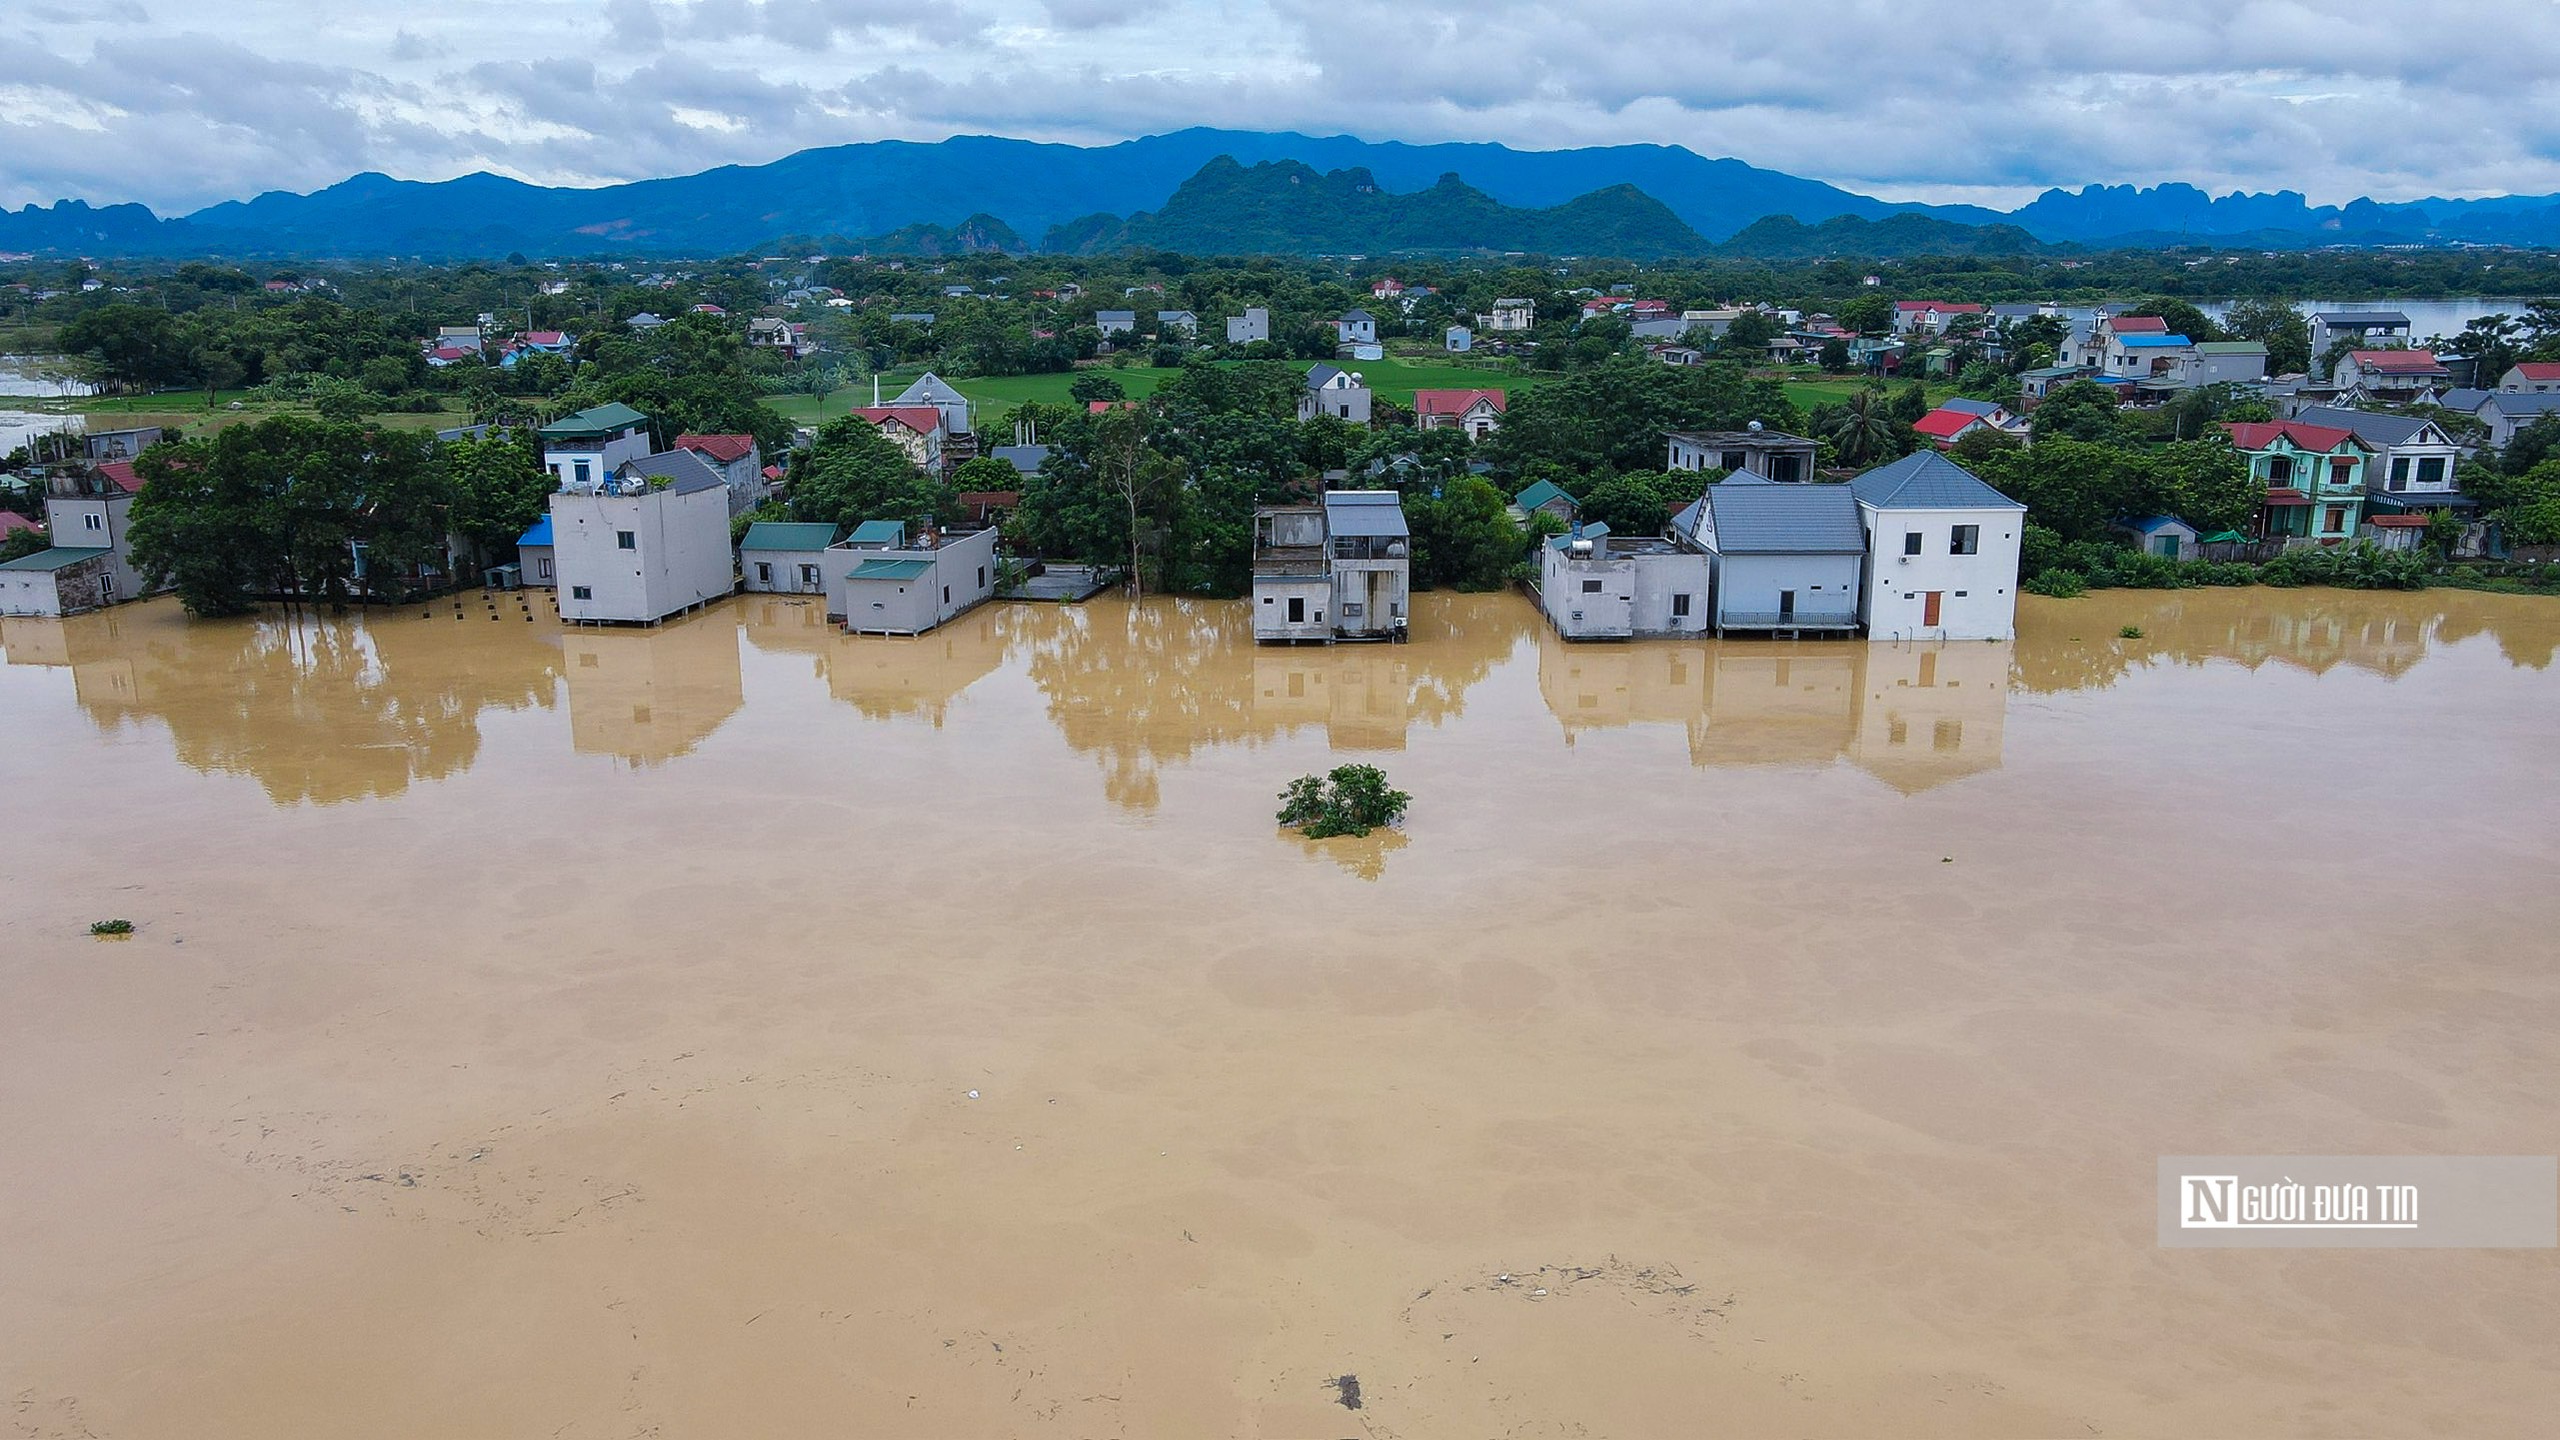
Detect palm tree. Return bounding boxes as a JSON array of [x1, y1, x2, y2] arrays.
[[1827, 387, 1898, 467]]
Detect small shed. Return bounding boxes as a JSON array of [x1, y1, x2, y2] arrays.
[[2119, 515, 2200, 559], [516, 514, 556, 588]]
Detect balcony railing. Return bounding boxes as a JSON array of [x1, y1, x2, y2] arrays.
[[1719, 609, 1858, 629]]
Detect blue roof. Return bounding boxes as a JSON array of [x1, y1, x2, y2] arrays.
[[2121, 335, 2192, 348], [517, 516, 553, 547], [1939, 398, 2004, 417], [1847, 452, 2027, 511], [1695, 483, 1864, 554], [2126, 515, 2195, 536], [1323, 489, 1409, 538]]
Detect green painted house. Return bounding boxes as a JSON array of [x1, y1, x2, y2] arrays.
[[2222, 420, 2375, 544]]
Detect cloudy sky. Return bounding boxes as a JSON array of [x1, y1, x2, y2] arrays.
[[2, 0, 2549, 215]]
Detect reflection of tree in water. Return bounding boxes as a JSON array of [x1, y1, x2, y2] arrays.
[[1285, 825, 1408, 881], [63, 597, 558, 804], [1020, 592, 1528, 811], [2006, 588, 2560, 693]]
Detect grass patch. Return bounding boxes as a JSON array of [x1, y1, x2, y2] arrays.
[[89, 919, 134, 936]]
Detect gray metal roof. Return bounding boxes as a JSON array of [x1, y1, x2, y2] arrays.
[[2439, 388, 2493, 411], [1306, 363, 1347, 389], [616, 448, 727, 496], [990, 444, 1050, 475], [1322, 489, 1409, 537], [1939, 398, 2005, 418], [1699, 482, 1865, 553], [1847, 452, 2026, 511], [2293, 406, 2430, 447], [2313, 311, 2410, 325], [2484, 391, 2560, 417], [892, 372, 968, 408]]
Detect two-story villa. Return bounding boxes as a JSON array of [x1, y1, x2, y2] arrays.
[[2224, 420, 2375, 544]]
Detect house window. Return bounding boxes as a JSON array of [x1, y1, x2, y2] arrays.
[[1950, 524, 1979, 555], [943, 585, 951, 603], [2268, 456, 2293, 483], [800, 565, 818, 587], [537, 559, 552, 580], [1935, 720, 1963, 751], [1287, 596, 1304, 623], [616, 530, 636, 550], [756, 562, 773, 584], [2417, 457, 2446, 486], [83, 513, 103, 531], [2324, 507, 2348, 534], [2389, 458, 2411, 490], [1581, 579, 1603, 593], [1671, 593, 1691, 617], [573, 460, 591, 485], [976, 566, 985, 586], [1343, 601, 1364, 618], [1902, 531, 1922, 555], [571, 585, 592, 600]]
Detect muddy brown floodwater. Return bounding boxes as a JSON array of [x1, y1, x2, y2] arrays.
[[3, 585, 2558, 1437]]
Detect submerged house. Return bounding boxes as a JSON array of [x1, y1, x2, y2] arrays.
[[1538, 522, 1712, 641], [550, 452, 737, 625], [2224, 420, 2374, 544], [1672, 479, 1864, 635], [825, 519, 1000, 635], [1847, 452, 2026, 642], [739, 521, 840, 595], [0, 462, 155, 618], [1250, 491, 1411, 643]]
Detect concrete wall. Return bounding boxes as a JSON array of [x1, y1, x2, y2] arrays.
[[1300, 385, 1372, 424], [743, 549, 832, 594], [42, 493, 146, 601], [1712, 553, 1863, 628], [1253, 576, 1333, 641], [1332, 560, 1408, 637], [1859, 504, 2025, 642], [545, 433, 651, 489], [1542, 547, 1635, 638], [830, 526, 999, 634], [553, 486, 735, 624], [1629, 550, 1711, 636], [519, 544, 555, 587]]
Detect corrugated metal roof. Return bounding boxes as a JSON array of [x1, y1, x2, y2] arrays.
[[740, 521, 840, 551], [1847, 452, 2025, 512], [0, 546, 109, 572], [2294, 406, 2428, 447], [1513, 478, 1574, 512], [1701, 483, 1864, 553], [616, 449, 727, 495], [1323, 490, 1409, 538], [847, 519, 908, 546], [1939, 398, 2004, 417], [516, 516, 553, 548], [845, 557, 933, 581], [539, 401, 649, 438]]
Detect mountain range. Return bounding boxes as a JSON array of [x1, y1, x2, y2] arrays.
[[4, 127, 2558, 259]]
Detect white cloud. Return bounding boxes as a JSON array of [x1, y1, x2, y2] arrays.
[[4, 0, 2556, 215]]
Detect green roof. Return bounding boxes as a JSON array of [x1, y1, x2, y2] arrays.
[[538, 402, 650, 440], [0, 546, 109, 572], [845, 557, 933, 581], [739, 521, 840, 551], [847, 519, 907, 546], [1514, 478, 1576, 512]]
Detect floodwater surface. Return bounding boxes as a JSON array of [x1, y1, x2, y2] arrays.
[[3, 587, 2557, 1437]]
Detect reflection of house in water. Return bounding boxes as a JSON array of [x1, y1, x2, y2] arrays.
[[2009, 590, 2484, 694], [1534, 629, 2012, 791], [560, 607, 744, 765], [2, 598, 560, 803], [1251, 647, 1422, 750], [741, 595, 1011, 724]]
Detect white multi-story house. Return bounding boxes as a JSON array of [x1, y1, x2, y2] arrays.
[[1334, 310, 1378, 345], [852, 405, 947, 469], [2330, 349, 2449, 403], [1671, 478, 1865, 635], [1477, 298, 1535, 332], [2293, 406, 2472, 522], [2309, 311, 2410, 366], [0, 462, 155, 617], [1848, 452, 2027, 642], [1664, 428, 1818, 483], [538, 402, 654, 491], [1095, 310, 1137, 338], [1298, 364, 1372, 424], [2497, 362, 2560, 393], [1225, 307, 1270, 344], [673, 433, 769, 516], [550, 454, 736, 625], [1411, 388, 1504, 439], [1249, 492, 1410, 643]]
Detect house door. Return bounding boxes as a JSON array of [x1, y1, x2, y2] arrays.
[[1922, 591, 1943, 626], [1287, 596, 1305, 624], [1778, 589, 1795, 620]]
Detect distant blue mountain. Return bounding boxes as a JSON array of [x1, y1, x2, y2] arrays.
[[3, 129, 2556, 257]]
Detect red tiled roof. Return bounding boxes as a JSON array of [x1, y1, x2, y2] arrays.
[[761, 464, 785, 481], [2109, 315, 2169, 333], [522, 330, 567, 345], [690, 303, 727, 315], [2510, 362, 2560, 381], [2224, 421, 2361, 453], [1912, 408, 1979, 440], [958, 489, 1021, 508], [2349, 349, 2446, 374], [427, 346, 475, 361], [675, 432, 755, 462], [94, 460, 143, 494], [1411, 388, 1507, 417], [854, 405, 944, 434], [1086, 400, 1135, 413], [2368, 513, 2429, 527], [2262, 488, 2311, 504], [0, 511, 42, 536]]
